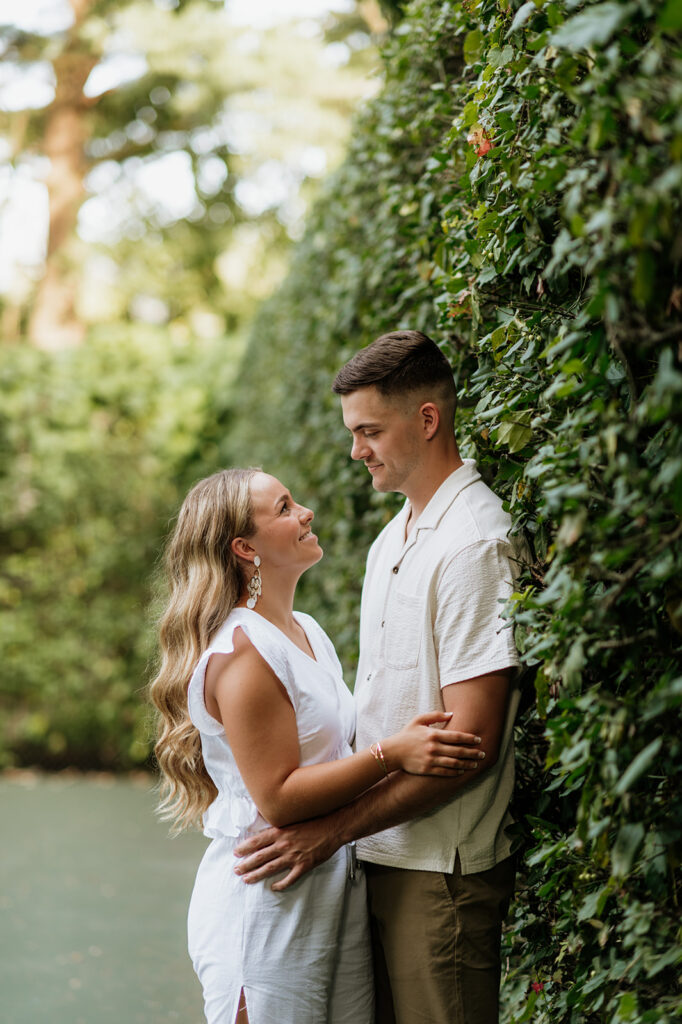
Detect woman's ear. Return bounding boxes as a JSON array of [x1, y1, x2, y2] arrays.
[[231, 536, 256, 562], [419, 401, 441, 440]]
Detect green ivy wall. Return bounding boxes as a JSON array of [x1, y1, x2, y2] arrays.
[[226, 1, 682, 1020]]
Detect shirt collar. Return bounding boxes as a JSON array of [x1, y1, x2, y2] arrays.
[[406, 459, 481, 534]]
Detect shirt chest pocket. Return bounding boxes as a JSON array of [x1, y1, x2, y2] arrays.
[[383, 591, 425, 670]]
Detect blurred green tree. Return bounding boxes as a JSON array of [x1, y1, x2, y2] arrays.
[[0, 0, 382, 346]]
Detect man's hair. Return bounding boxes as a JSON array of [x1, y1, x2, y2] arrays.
[[332, 330, 456, 412]]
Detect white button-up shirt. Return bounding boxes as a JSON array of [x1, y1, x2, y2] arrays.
[[355, 459, 521, 874]]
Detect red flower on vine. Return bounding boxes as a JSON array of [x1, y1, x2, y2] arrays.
[[531, 982, 544, 993], [467, 126, 493, 157]]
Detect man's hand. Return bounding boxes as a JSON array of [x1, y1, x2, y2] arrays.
[[234, 816, 340, 891]]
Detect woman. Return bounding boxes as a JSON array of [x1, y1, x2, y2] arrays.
[[150, 468, 484, 1024]]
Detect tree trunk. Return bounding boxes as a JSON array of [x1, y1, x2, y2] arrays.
[[28, 0, 96, 349]]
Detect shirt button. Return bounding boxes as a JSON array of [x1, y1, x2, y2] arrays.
[[381, 620, 385, 628], [366, 673, 371, 681], [392, 566, 399, 574]]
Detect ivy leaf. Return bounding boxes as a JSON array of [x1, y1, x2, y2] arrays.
[[463, 29, 484, 64], [614, 737, 663, 796], [507, 1, 537, 35], [658, 0, 682, 30], [611, 823, 645, 877], [578, 883, 612, 922], [497, 413, 533, 452], [646, 947, 682, 978], [633, 250, 655, 307], [488, 45, 515, 67], [550, 2, 631, 50], [617, 993, 638, 1017], [461, 101, 479, 127]]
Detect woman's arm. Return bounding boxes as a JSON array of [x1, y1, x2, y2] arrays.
[[205, 628, 485, 828]]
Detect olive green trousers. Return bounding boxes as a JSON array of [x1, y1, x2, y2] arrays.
[[364, 853, 516, 1024]]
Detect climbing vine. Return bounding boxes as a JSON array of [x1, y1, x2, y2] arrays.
[[227, 1, 682, 1020]]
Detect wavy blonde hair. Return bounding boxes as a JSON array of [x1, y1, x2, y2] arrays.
[[149, 467, 259, 832]]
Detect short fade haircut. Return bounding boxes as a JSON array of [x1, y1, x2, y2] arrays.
[[332, 330, 456, 413]]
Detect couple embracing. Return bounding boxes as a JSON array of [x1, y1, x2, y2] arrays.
[[151, 330, 521, 1024]]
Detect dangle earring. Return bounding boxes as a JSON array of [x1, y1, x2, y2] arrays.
[[246, 556, 262, 609]]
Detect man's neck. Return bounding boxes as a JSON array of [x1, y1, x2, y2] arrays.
[[404, 453, 464, 538]]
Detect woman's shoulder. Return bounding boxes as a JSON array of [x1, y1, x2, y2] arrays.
[[211, 608, 298, 692], [209, 607, 249, 650], [212, 611, 283, 664], [190, 609, 299, 731], [206, 623, 263, 674]]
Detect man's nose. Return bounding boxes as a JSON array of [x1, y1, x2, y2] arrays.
[[350, 436, 370, 461]]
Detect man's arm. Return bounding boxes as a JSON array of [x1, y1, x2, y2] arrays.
[[234, 668, 512, 889]]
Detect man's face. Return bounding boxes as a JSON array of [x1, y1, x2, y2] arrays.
[[340, 387, 423, 494]]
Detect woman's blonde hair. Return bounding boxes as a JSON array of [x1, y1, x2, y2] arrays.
[[149, 467, 259, 832]]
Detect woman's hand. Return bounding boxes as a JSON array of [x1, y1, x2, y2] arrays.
[[381, 711, 486, 776]]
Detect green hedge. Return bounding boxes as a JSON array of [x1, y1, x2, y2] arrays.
[[226, 1, 682, 1020], [0, 327, 239, 770]]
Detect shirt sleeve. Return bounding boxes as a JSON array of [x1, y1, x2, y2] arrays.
[[434, 539, 519, 687]]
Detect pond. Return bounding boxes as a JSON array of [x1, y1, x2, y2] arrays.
[[0, 772, 209, 1024]]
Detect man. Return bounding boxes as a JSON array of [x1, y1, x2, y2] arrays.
[[235, 330, 521, 1024]]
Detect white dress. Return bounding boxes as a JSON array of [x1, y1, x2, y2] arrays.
[[186, 607, 374, 1024]]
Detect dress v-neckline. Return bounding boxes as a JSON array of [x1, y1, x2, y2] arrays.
[[238, 607, 318, 665]]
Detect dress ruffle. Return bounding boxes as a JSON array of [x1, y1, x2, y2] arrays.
[[202, 784, 260, 839]]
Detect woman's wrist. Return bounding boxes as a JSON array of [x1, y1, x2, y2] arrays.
[[370, 738, 392, 776]]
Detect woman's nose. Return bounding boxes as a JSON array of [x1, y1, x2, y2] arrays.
[[300, 505, 314, 524]]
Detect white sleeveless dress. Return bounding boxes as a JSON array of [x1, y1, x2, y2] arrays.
[[186, 607, 374, 1024]]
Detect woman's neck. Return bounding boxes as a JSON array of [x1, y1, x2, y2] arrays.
[[238, 569, 299, 635]]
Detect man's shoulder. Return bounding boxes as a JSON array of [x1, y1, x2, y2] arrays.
[[441, 476, 512, 550]]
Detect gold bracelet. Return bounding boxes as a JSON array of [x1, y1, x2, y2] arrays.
[[370, 741, 389, 776]]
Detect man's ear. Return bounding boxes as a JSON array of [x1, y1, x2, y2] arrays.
[[231, 536, 256, 562], [419, 402, 441, 440]]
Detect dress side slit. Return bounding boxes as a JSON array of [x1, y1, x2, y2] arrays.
[[235, 987, 249, 1024]]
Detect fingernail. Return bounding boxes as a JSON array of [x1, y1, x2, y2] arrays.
[[444, 711, 453, 716], [475, 736, 482, 743], [478, 751, 486, 759]]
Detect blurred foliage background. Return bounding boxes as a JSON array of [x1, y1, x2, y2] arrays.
[[0, 0, 385, 768], [1, 0, 681, 1019]]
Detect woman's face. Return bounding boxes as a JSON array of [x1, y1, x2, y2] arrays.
[[245, 472, 323, 572]]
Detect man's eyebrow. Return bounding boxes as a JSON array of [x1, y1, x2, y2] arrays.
[[347, 420, 382, 431]]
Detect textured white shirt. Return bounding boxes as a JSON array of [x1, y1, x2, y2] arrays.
[[355, 459, 521, 874]]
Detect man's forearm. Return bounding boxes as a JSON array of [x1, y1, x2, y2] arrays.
[[234, 671, 511, 889], [234, 765, 485, 889], [333, 669, 511, 845], [332, 764, 480, 847]]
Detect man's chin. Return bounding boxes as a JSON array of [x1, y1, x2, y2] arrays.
[[370, 475, 391, 493]]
